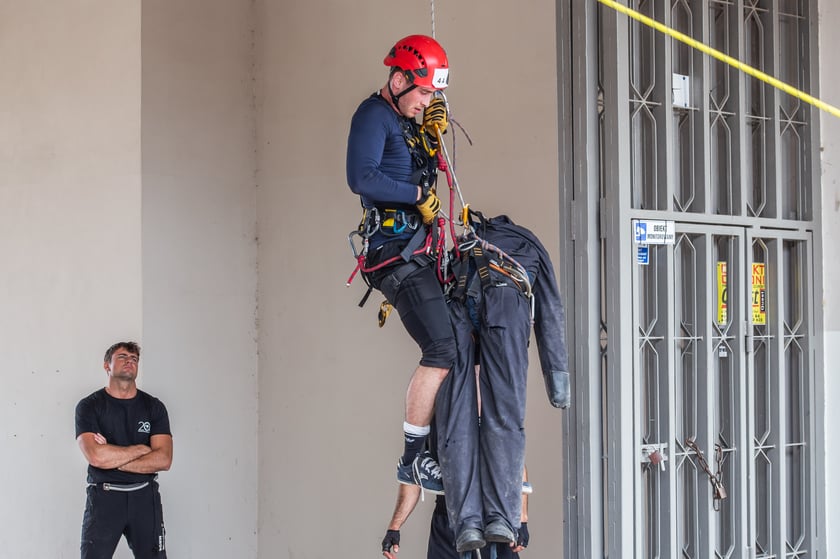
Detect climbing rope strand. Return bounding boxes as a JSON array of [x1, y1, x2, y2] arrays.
[[476, 237, 533, 299], [434, 124, 468, 216]]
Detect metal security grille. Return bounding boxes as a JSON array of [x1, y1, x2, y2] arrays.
[[558, 1, 825, 558]]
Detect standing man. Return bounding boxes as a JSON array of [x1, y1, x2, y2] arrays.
[[75, 341, 173, 558], [347, 34, 454, 493]]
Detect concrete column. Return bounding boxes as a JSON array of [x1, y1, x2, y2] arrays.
[[0, 2, 142, 555]]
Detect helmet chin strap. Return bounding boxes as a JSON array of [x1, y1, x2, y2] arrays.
[[388, 71, 417, 115]]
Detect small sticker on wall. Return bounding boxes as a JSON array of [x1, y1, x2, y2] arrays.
[[633, 219, 675, 245], [637, 246, 649, 265], [717, 261, 728, 325], [752, 263, 767, 325]]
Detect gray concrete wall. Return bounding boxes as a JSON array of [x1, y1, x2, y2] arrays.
[[256, 1, 564, 558], [0, 2, 142, 557]]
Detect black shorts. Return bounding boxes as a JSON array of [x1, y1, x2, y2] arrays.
[[366, 250, 456, 369], [81, 481, 166, 559]]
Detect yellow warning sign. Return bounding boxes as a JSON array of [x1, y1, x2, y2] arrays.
[[717, 262, 727, 325], [751, 263, 767, 325]]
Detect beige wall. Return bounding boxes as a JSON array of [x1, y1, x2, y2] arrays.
[[256, 1, 564, 558], [0, 1, 142, 556], [141, 1, 258, 557]]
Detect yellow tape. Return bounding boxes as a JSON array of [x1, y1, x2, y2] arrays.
[[598, 0, 840, 119]]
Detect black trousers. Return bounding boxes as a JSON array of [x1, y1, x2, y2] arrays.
[[435, 282, 531, 539], [80, 482, 166, 559], [428, 511, 519, 559]]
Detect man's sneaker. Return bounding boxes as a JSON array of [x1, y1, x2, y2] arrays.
[[521, 481, 533, 495], [413, 451, 445, 494], [395, 450, 445, 495]]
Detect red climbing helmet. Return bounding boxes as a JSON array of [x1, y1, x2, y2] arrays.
[[384, 35, 449, 90]]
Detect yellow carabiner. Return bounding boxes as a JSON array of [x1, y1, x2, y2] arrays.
[[378, 300, 393, 328]]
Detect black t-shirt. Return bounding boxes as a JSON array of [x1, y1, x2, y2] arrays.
[[75, 388, 171, 484]]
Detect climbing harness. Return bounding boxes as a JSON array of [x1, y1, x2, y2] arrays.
[[346, 220, 446, 310], [357, 207, 422, 238], [450, 215, 535, 321]]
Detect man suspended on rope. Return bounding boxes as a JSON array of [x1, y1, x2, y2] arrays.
[[346, 34, 455, 494], [434, 212, 571, 554]]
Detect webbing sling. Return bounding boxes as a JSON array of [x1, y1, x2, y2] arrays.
[[452, 245, 492, 303], [358, 252, 435, 308]]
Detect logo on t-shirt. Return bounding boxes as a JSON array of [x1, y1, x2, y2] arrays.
[[137, 421, 151, 434]]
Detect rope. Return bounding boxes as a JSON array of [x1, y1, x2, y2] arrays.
[[597, 0, 840, 119], [430, 0, 436, 38]]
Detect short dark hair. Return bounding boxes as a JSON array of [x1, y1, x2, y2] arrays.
[[104, 341, 141, 363]]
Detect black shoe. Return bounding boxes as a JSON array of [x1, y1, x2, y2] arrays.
[[484, 520, 515, 544], [455, 528, 486, 552]]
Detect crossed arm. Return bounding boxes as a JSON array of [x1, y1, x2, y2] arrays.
[[77, 432, 173, 474]]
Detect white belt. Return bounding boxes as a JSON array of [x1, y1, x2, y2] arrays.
[[88, 481, 150, 492]]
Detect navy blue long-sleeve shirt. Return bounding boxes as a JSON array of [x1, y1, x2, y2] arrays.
[[346, 93, 420, 209]]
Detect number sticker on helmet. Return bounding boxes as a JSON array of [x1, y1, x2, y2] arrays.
[[432, 68, 449, 89]]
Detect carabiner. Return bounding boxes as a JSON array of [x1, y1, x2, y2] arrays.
[[348, 230, 366, 259], [393, 211, 408, 234]]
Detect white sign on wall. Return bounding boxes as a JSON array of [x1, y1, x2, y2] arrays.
[[633, 219, 675, 245]]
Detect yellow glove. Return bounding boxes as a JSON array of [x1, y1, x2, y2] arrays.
[[416, 191, 442, 225], [422, 97, 448, 135]]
